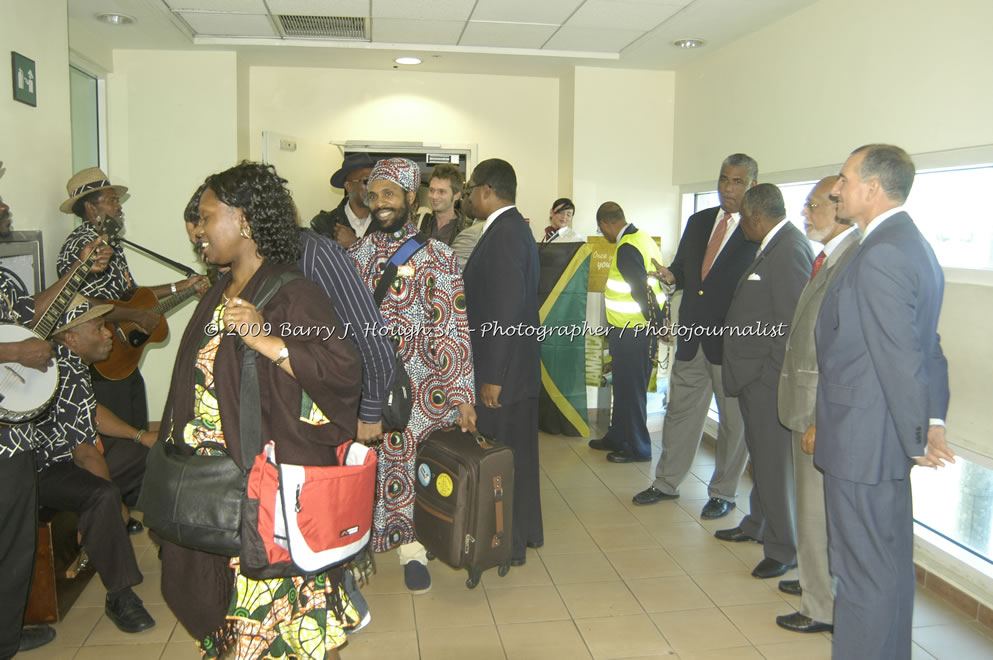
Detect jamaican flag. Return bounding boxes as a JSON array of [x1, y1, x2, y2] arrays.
[[537, 242, 592, 437]]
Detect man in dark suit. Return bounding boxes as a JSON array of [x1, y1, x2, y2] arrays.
[[715, 183, 812, 579], [632, 154, 759, 520], [815, 144, 952, 659], [462, 158, 543, 565], [774, 176, 859, 633]]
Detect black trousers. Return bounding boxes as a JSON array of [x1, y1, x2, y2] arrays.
[[92, 368, 149, 430], [476, 398, 543, 560], [101, 435, 149, 507], [37, 461, 143, 593], [606, 329, 653, 459], [0, 451, 38, 658]]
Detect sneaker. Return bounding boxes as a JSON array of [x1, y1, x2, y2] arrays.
[[403, 561, 431, 594], [344, 570, 372, 633], [105, 587, 156, 633], [17, 625, 56, 652]]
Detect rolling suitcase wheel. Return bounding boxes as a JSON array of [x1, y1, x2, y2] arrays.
[[466, 567, 482, 589], [497, 562, 510, 577]]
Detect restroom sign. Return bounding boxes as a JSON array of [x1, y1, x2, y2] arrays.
[[11, 52, 37, 107]]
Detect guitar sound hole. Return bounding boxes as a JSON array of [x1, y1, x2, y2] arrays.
[[127, 330, 150, 347]]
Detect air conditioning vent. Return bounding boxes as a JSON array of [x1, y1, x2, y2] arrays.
[[277, 15, 367, 40]]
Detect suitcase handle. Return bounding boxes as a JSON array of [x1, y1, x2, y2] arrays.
[[492, 475, 505, 548]]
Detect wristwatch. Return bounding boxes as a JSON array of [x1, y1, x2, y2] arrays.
[[273, 345, 289, 367]]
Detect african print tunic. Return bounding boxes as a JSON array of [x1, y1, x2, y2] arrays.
[[348, 223, 476, 551], [0, 273, 36, 458], [57, 223, 136, 299], [32, 345, 97, 470]]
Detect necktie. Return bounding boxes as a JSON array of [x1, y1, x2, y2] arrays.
[[544, 226, 557, 242], [810, 250, 827, 280], [701, 211, 730, 281]]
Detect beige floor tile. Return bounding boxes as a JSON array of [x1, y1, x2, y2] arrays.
[[169, 621, 196, 643], [650, 607, 749, 653], [137, 544, 163, 573], [914, 621, 993, 659], [418, 624, 506, 660], [557, 580, 644, 619], [626, 575, 714, 613], [604, 548, 684, 580], [542, 551, 620, 585], [575, 613, 671, 659], [481, 550, 552, 588], [912, 642, 938, 659], [914, 589, 972, 627], [160, 641, 204, 660], [689, 570, 783, 607], [539, 471, 556, 490], [132, 572, 165, 605], [676, 647, 763, 659], [575, 507, 640, 528], [755, 635, 833, 659], [665, 544, 748, 575], [73, 573, 110, 608], [588, 525, 661, 552], [541, 451, 589, 473], [486, 584, 570, 624], [498, 620, 593, 660], [412, 584, 495, 629], [546, 467, 604, 489], [362, 559, 409, 595], [720, 602, 801, 646], [73, 643, 166, 659], [721, 539, 768, 567], [46, 605, 103, 647], [541, 508, 586, 533], [625, 500, 697, 526], [538, 525, 600, 555], [360, 593, 414, 633], [427, 559, 487, 591], [342, 630, 419, 660], [14, 644, 77, 659], [644, 521, 714, 548], [695, 510, 747, 534], [85, 602, 177, 646]]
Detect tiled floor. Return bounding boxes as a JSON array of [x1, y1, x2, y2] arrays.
[[21, 429, 993, 659]]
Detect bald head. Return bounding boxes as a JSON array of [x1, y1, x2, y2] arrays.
[[596, 201, 626, 243], [803, 175, 851, 244]]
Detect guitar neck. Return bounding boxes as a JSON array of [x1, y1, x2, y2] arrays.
[[152, 286, 198, 314], [34, 255, 97, 339]]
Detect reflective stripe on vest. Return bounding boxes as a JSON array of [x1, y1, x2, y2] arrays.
[[604, 228, 666, 328]]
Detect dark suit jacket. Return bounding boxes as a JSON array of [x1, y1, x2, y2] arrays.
[[723, 222, 813, 396], [814, 212, 949, 484], [669, 207, 759, 364], [462, 207, 541, 405]]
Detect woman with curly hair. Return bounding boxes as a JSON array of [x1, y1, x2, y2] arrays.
[[157, 161, 362, 659]]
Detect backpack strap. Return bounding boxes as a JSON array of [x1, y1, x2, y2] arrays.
[[373, 233, 428, 307]]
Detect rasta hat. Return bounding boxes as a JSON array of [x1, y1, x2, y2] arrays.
[[368, 157, 421, 193]]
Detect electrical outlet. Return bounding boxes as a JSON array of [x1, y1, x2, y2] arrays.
[[279, 138, 297, 151]]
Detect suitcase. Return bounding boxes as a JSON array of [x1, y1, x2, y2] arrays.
[[413, 428, 514, 588]]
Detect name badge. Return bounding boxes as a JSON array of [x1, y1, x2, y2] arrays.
[[397, 265, 415, 277]]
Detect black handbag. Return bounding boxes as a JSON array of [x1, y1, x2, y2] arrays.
[[138, 271, 302, 556]]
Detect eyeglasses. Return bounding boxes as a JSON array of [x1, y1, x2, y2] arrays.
[[462, 182, 480, 196]]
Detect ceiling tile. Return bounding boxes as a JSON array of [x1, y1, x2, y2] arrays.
[[567, 1, 684, 30], [544, 26, 644, 52], [470, 0, 585, 25], [372, 0, 475, 21], [178, 11, 277, 37], [372, 18, 465, 45], [460, 21, 559, 49], [165, 0, 266, 11], [265, 0, 369, 16]]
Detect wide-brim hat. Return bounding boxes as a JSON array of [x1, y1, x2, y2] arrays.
[[330, 153, 375, 189], [53, 294, 114, 335], [60, 167, 128, 214]]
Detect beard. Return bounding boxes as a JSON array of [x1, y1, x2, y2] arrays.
[[372, 196, 411, 234]]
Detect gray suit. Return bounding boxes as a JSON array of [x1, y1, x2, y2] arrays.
[[723, 222, 813, 564], [777, 228, 860, 623], [815, 211, 948, 659]]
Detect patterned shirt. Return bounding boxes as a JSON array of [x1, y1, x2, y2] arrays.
[[32, 344, 98, 471], [57, 223, 136, 299], [0, 273, 37, 458]]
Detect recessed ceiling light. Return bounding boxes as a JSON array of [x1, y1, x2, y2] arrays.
[[96, 13, 137, 26], [673, 39, 704, 49], [394, 57, 422, 65]]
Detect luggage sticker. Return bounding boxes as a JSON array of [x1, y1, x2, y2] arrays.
[[436, 473, 453, 497], [418, 462, 431, 487]]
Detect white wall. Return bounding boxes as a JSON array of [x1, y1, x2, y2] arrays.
[[107, 49, 239, 415], [0, 0, 72, 281]]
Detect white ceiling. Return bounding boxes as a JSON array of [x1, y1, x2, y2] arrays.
[[67, 0, 817, 76]]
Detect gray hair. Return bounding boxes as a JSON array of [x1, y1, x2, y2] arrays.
[[852, 144, 916, 203], [721, 153, 759, 184], [741, 183, 786, 220]]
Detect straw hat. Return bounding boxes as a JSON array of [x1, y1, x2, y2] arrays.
[[60, 167, 128, 214], [52, 294, 114, 335]]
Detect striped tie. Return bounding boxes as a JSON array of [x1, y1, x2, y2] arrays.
[[810, 250, 827, 280], [701, 211, 731, 281]]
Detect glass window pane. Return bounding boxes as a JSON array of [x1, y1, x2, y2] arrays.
[[69, 66, 99, 173], [912, 456, 993, 566], [907, 166, 993, 270]]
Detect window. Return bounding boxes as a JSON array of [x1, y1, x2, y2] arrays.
[[913, 456, 993, 567], [69, 66, 100, 172]]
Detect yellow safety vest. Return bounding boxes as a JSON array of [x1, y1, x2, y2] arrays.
[[604, 228, 666, 328]]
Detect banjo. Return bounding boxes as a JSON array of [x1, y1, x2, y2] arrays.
[[0, 222, 116, 423]]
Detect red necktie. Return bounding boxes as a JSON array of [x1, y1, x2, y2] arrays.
[[810, 251, 827, 280], [544, 226, 557, 242], [701, 212, 730, 281]]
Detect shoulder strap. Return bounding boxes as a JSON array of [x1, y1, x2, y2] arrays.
[[373, 233, 428, 307], [239, 270, 304, 467]]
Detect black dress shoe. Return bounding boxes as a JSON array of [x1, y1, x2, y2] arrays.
[[106, 587, 156, 633], [778, 579, 802, 596], [18, 625, 56, 652], [126, 518, 144, 535], [632, 487, 678, 505], [751, 557, 796, 579], [700, 497, 735, 520], [776, 611, 833, 633], [606, 450, 651, 463], [526, 541, 543, 549], [510, 556, 526, 567], [714, 526, 758, 543], [588, 437, 616, 451]]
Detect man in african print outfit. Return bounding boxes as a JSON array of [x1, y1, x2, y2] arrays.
[[348, 157, 477, 594]]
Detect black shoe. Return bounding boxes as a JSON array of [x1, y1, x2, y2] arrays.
[[588, 437, 616, 451], [404, 561, 432, 594], [510, 556, 527, 567], [714, 526, 758, 543], [751, 557, 796, 579], [776, 611, 833, 633], [526, 541, 544, 549], [606, 450, 651, 463], [778, 579, 802, 596], [126, 518, 144, 535], [700, 497, 735, 520], [105, 588, 155, 633], [18, 625, 56, 652], [632, 487, 678, 505]]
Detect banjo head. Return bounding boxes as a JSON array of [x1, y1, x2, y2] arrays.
[[0, 323, 58, 423]]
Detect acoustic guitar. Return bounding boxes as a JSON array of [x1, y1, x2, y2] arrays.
[[93, 285, 198, 380]]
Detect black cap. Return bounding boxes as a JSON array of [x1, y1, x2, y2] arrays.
[[330, 153, 376, 189]]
